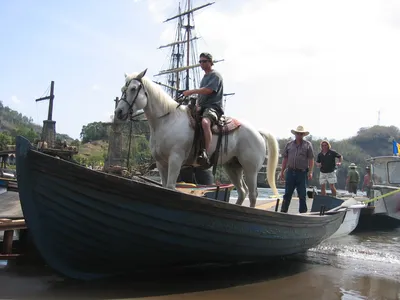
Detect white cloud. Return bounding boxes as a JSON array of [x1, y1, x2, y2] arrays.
[[146, 0, 400, 140], [91, 84, 101, 91], [11, 95, 20, 104]]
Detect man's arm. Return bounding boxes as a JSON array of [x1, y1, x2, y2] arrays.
[[281, 157, 288, 174], [334, 151, 343, 165], [183, 87, 213, 97], [309, 159, 314, 175], [316, 153, 321, 167], [307, 143, 315, 178]]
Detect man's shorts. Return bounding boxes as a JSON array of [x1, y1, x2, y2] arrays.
[[319, 171, 337, 185], [201, 108, 219, 124]]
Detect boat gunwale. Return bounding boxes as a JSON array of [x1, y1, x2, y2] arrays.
[[25, 148, 346, 227]]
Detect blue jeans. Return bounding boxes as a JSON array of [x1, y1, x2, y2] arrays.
[[281, 169, 308, 213]]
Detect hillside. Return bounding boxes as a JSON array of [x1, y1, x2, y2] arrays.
[[0, 101, 75, 147], [2, 101, 399, 190], [78, 117, 400, 189]]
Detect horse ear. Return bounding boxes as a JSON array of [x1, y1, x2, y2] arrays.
[[124, 73, 128, 78], [137, 68, 148, 79]]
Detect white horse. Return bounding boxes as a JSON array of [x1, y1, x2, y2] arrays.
[[114, 69, 279, 208]]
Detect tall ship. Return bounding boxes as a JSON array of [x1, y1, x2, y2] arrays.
[[153, 0, 231, 184]]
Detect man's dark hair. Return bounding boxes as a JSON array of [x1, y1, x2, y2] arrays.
[[200, 52, 213, 65]]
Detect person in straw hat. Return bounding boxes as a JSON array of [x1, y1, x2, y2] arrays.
[[279, 125, 315, 213], [346, 163, 360, 194]]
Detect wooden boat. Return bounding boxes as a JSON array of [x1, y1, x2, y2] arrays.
[[310, 195, 365, 238], [0, 176, 18, 192], [16, 136, 347, 281], [176, 182, 234, 201]]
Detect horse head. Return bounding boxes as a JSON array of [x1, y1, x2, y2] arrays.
[[115, 68, 148, 121]]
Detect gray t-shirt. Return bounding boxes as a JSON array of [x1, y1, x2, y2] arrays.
[[283, 140, 314, 171], [197, 70, 224, 109]]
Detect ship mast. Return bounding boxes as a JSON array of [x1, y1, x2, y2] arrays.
[[155, 1, 218, 100]]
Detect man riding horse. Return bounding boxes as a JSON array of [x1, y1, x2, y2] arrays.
[[183, 52, 224, 165], [115, 65, 279, 207]]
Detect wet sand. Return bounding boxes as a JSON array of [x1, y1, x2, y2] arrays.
[[1, 257, 399, 300], [1, 190, 399, 299]]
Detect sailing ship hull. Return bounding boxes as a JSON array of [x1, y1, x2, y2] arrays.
[[16, 136, 346, 281]]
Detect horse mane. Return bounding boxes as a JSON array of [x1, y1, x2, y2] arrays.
[[125, 72, 179, 115]]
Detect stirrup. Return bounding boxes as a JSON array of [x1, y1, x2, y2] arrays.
[[198, 149, 210, 165]]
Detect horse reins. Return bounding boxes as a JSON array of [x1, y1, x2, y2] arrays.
[[120, 77, 171, 120]]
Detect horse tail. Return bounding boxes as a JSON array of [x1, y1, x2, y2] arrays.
[[258, 130, 279, 197]]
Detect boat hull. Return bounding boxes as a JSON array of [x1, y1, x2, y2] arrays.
[[329, 205, 364, 239], [311, 194, 400, 231], [311, 195, 364, 238], [16, 136, 346, 281]]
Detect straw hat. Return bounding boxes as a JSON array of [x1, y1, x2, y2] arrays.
[[291, 125, 309, 136], [349, 163, 357, 168]]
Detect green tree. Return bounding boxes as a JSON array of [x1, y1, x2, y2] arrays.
[[0, 132, 12, 150]]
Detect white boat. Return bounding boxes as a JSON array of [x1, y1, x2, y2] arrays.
[[328, 202, 365, 239], [309, 193, 366, 239]]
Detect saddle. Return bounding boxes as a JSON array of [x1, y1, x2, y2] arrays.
[[184, 104, 241, 173]]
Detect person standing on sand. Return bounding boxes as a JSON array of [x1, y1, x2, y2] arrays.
[[316, 140, 343, 196], [279, 125, 314, 214]]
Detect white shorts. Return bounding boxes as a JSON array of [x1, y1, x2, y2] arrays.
[[319, 171, 337, 184]]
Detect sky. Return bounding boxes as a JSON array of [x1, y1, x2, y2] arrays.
[[0, 0, 399, 141]]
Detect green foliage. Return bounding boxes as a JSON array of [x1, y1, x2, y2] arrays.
[[0, 132, 12, 150], [350, 125, 400, 157], [80, 122, 109, 143], [11, 126, 38, 143], [0, 100, 74, 146], [2, 97, 398, 191]]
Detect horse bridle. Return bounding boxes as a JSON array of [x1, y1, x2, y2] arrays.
[[119, 78, 148, 118], [120, 77, 177, 120]]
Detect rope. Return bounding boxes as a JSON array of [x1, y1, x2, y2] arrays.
[[361, 187, 400, 204]]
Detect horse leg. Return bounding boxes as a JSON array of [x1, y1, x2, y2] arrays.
[[165, 153, 185, 190], [223, 163, 247, 205], [156, 161, 168, 187], [241, 178, 249, 196], [243, 168, 259, 208]]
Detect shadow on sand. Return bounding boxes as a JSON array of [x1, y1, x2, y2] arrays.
[[0, 257, 314, 299]]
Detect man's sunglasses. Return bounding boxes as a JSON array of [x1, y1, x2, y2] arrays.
[[199, 60, 210, 63]]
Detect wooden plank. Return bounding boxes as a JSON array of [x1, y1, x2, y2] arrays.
[[0, 254, 21, 259], [0, 191, 23, 219], [0, 219, 26, 230], [256, 200, 278, 210]]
